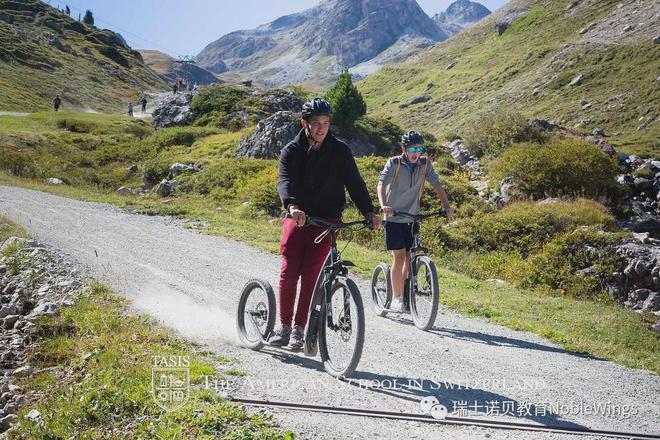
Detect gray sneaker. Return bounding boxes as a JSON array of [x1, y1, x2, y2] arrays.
[[267, 325, 291, 346], [288, 325, 304, 351]]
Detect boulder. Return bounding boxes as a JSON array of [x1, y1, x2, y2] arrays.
[[499, 176, 521, 204], [402, 95, 431, 107], [236, 111, 300, 159], [152, 93, 194, 128], [45, 177, 64, 185], [169, 163, 201, 176], [44, 32, 71, 53], [155, 179, 172, 197]]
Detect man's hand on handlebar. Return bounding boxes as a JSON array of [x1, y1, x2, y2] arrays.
[[288, 205, 306, 226], [366, 212, 382, 231]]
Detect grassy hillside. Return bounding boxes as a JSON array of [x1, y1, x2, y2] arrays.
[[0, 0, 164, 112], [359, 0, 659, 157]]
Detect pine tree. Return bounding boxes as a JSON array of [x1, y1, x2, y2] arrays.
[[82, 9, 94, 26], [325, 68, 367, 128], [65, 5, 70, 16]]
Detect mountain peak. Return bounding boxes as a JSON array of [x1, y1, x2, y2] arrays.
[[433, 0, 491, 37]]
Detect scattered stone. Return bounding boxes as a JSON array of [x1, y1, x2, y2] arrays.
[[45, 177, 64, 185], [169, 163, 201, 176], [654, 36, 660, 44], [486, 279, 507, 287], [0, 305, 17, 319], [592, 127, 605, 136], [622, 24, 634, 32], [446, 62, 455, 69], [115, 187, 134, 196], [403, 95, 431, 107], [11, 365, 33, 377], [578, 22, 597, 34], [126, 164, 138, 173], [2, 315, 19, 330], [28, 302, 58, 318], [580, 99, 592, 109], [569, 73, 584, 86], [25, 409, 41, 422], [0, 413, 18, 431]]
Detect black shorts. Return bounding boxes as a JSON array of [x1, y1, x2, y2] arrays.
[[384, 221, 417, 251]]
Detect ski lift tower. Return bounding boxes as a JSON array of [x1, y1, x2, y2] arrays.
[[177, 55, 196, 64]]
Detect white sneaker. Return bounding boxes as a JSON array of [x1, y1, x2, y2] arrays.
[[391, 297, 403, 312]]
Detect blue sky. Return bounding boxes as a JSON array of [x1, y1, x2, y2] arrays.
[[50, 0, 509, 57]]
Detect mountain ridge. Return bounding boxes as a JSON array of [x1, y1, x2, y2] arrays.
[[196, 0, 468, 87]]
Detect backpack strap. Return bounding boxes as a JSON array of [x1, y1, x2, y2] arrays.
[[417, 157, 429, 200]]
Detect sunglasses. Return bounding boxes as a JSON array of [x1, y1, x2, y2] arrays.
[[406, 146, 425, 153]]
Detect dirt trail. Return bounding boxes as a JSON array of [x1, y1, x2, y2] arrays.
[[1, 185, 658, 440]]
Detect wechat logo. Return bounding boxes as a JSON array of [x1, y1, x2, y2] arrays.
[[419, 396, 448, 419]]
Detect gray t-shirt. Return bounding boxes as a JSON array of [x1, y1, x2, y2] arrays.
[[379, 155, 441, 223]]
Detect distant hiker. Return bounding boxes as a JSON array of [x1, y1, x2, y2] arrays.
[[52, 94, 61, 112], [172, 83, 178, 94], [127, 102, 134, 117], [140, 97, 147, 113]]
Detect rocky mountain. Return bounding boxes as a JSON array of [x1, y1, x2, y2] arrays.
[[196, 0, 448, 87], [359, 0, 660, 157], [140, 50, 219, 86], [433, 0, 491, 36], [0, 0, 164, 112]]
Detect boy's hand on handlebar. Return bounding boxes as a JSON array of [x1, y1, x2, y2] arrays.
[[380, 205, 394, 216]]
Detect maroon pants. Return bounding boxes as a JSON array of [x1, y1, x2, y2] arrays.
[[278, 218, 332, 328]]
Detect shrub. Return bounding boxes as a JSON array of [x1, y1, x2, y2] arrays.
[[56, 118, 100, 134], [150, 127, 219, 150], [141, 158, 169, 187], [489, 139, 620, 200], [325, 68, 367, 128], [462, 110, 545, 157], [237, 165, 281, 216], [441, 199, 614, 253], [352, 116, 403, 156], [521, 228, 629, 300], [189, 85, 247, 116], [183, 158, 271, 196], [0, 149, 35, 177]]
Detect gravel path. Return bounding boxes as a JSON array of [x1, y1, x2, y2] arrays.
[[1, 185, 658, 440]]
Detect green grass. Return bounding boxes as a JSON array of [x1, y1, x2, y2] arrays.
[[0, 214, 30, 242], [3, 253, 293, 438], [358, 0, 660, 157]]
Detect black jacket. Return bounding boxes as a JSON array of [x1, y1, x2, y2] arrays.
[[278, 128, 374, 219]]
